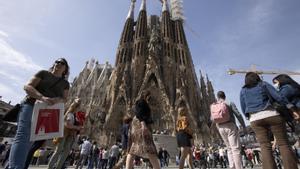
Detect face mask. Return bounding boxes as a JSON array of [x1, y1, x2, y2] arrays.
[[273, 83, 280, 89]]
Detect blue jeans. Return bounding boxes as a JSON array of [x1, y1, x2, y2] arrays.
[[9, 103, 33, 169], [88, 155, 98, 169], [159, 158, 164, 167]]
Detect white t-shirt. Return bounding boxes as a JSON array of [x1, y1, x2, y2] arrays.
[[80, 140, 92, 155], [66, 112, 75, 124], [102, 150, 109, 159], [110, 145, 119, 157], [249, 110, 279, 122], [219, 148, 225, 157]]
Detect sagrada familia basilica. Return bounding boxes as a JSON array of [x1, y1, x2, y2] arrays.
[[68, 0, 219, 144]]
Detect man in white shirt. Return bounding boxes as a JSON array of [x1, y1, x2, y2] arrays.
[[75, 138, 92, 169], [108, 143, 120, 169], [102, 148, 109, 169], [219, 146, 227, 168]]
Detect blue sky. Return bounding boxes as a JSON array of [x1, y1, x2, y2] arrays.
[[1, 0, 300, 117]]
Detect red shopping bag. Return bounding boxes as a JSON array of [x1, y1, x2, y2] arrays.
[[30, 102, 64, 141], [35, 109, 60, 134]]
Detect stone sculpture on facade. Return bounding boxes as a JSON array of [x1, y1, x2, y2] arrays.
[[148, 26, 162, 54]]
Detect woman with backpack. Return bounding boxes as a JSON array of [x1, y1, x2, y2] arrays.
[[47, 98, 83, 169], [176, 107, 194, 169], [240, 72, 298, 169], [273, 74, 300, 120], [210, 91, 245, 169]]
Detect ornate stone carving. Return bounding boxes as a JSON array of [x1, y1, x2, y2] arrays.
[[148, 26, 162, 55]]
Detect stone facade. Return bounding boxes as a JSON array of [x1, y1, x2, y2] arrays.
[[68, 0, 218, 145], [0, 100, 17, 137]]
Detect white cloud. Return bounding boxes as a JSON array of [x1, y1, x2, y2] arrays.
[[0, 30, 43, 103], [246, 0, 274, 38], [249, 0, 273, 25], [0, 82, 24, 104], [0, 70, 23, 85], [0, 30, 8, 38], [211, 0, 275, 59], [0, 38, 42, 71]]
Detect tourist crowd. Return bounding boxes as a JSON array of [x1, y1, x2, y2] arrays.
[[1, 57, 300, 169]]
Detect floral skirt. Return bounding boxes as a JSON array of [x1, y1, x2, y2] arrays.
[[128, 117, 157, 158]]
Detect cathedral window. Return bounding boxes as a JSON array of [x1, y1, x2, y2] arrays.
[[178, 49, 182, 65], [181, 50, 186, 65], [167, 43, 170, 56], [120, 49, 124, 63], [174, 48, 177, 63], [134, 43, 138, 56], [123, 49, 127, 63], [138, 43, 141, 56]]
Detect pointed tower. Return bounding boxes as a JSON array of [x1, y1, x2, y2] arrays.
[[199, 71, 207, 98], [199, 71, 209, 120], [161, 0, 176, 106], [104, 0, 136, 134], [131, 0, 148, 98], [206, 75, 216, 104], [171, 2, 208, 136]]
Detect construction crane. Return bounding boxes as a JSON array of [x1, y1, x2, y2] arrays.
[[228, 65, 300, 76]]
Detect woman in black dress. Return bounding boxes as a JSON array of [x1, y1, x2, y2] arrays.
[[176, 107, 194, 169]]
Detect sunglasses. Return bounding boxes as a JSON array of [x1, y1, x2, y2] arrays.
[[55, 60, 66, 66]]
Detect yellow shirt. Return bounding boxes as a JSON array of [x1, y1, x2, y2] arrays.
[[176, 115, 193, 136], [33, 149, 40, 157]]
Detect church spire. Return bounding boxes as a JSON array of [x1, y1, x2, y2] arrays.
[[162, 0, 169, 12], [126, 0, 136, 19], [140, 0, 146, 11], [206, 75, 216, 103]]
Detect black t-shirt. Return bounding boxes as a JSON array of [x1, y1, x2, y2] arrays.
[[30, 70, 70, 98]]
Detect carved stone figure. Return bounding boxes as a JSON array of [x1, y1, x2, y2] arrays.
[[148, 26, 161, 54]]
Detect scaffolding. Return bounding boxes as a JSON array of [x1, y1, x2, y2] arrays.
[[170, 0, 185, 20]]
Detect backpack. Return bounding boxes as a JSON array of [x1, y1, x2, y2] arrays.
[[210, 101, 230, 124]]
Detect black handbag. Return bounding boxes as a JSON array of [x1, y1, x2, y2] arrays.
[[3, 104, 21, 122], [263, 84, 295, 131], [3, 77, 64, 123]]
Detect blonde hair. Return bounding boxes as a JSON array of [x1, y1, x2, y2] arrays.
[[66, 98, 81, 114]]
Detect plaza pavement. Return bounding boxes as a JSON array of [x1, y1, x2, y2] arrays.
[[26, 164, 263, 169]]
